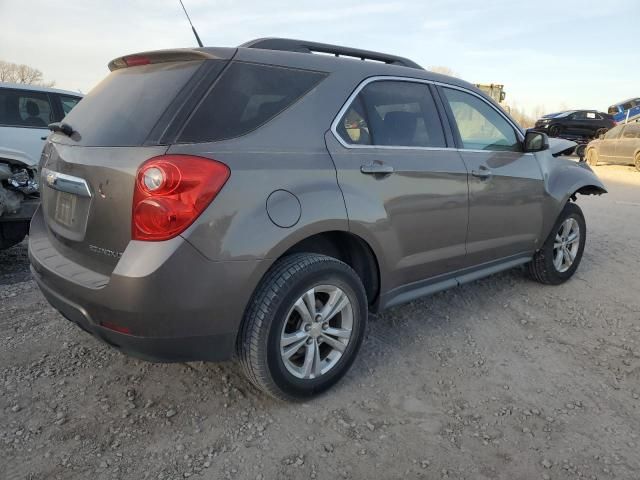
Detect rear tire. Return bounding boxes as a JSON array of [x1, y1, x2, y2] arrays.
[[586, 148, 599, 166], [0, 221, 29, 250], [527, 202, 586, 285], [238, 253, 368, 401]]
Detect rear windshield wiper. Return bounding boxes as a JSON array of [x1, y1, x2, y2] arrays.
[[48, 122, 75, 137]]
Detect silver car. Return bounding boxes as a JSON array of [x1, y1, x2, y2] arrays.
[[29, 38, 606, 400], [586, 122, 640, 170]]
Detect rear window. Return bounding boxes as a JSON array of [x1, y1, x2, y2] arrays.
[[62, 61, 202, 146], [178, 62, 326, 143]]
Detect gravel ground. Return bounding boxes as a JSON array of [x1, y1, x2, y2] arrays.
[[2, 164, 640, 480]]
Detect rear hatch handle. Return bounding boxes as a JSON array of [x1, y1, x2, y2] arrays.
[[42, 168, 92, 198]]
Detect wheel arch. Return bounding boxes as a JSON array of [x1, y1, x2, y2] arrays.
[[269, 230, 382, 309]]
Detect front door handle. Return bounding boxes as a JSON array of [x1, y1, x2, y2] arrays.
[[471, 166, 492, 179], [360, 162, 394, 175]]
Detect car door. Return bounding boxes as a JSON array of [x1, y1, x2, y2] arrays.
[[614, 123, 640, 163], [599, 124, 624, 162], [325, 79, 469, 292], [0, 88, 54, 164], [437, 85, 545, 266], [566, 111, 587, 135]]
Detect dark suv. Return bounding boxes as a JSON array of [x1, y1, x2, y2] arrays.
[[29, 38, 606, 400], [534, 110, 615, 138]]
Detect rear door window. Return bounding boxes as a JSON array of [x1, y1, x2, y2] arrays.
[[61, 61, 203, 146], [441, 87, 520, 152], [336, 80, 446, 148], [178, 62, 327, 143], [0, 89, 54, 128]]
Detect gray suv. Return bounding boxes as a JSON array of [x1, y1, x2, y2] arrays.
[[29, 38, 606, 400]]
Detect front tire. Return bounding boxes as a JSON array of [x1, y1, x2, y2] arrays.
[[527, 202, 586, 285], [238, 253, 368, 401], [548, 124, 561, 137]]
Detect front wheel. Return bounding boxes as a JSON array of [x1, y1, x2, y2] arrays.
[[527, 202, 586, 285], [238, 253, 368, 401], [548, 124, 561, 137]]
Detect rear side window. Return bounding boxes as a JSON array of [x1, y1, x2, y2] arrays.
[[178, 62, 326, 143], [62, 61, 203, 146], [622, 124, 640, 138], [0, 89, 54, 128], [336, 80, 446, 148]]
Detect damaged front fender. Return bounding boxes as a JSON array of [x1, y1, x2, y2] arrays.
[[0, 147, 40, 219]]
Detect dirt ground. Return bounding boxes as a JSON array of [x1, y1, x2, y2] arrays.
[[1, 163, 639, 480]]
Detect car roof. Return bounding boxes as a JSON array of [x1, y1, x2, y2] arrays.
[[611, 97, 640, 106], [0, 82, 83, 97]]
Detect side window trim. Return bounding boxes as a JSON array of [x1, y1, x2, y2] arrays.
[[330, 76, 454, 150], [434, 83, 526, 153]]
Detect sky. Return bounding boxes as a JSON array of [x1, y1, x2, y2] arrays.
[[0, 0, 637, 116]]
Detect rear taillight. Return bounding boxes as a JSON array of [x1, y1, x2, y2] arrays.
[[132, 155, 230, 241]]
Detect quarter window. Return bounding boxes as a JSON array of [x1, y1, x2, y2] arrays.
[[442, 87, 520, 152], [59, 95, 81, 116], [337, 80, 446, 148]]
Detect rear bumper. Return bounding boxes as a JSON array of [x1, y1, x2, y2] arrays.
[[29, 208, 267, 362]]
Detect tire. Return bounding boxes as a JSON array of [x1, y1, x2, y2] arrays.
[[575, 144, 587, 158], [527, 202, 586, 285], [238, 253, 368, 401], [0, 221, 29, 250], [595, 128, 608, 138], [548, 124, 561, 137], [635, 152, 640, 172], [586, 148, 599, 166]]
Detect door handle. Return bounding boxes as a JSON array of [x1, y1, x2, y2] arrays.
[[360, 162, 394, 175], [471, 166, 492, 179]]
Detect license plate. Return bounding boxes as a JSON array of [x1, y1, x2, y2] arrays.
[[54, 191, 77, 227]]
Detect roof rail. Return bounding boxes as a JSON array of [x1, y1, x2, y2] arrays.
[[240, 38, 423, 70]]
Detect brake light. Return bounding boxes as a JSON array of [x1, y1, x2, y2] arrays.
[[100, 321, 132, 335], [123, 55, 151, 67], [132, 155, 230, 241]]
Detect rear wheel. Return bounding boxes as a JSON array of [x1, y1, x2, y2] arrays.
[[0, 221, 29, 250], [238, 253, 367, 401], [586, 148, 599, 166], [527, 202, 586, 285]]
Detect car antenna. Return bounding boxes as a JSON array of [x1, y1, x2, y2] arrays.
[[179, 0, 203, 47]]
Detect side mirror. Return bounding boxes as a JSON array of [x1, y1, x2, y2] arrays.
[[524, 130, 549, 153]]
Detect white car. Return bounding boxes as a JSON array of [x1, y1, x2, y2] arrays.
[[0, 82, 82, 249]]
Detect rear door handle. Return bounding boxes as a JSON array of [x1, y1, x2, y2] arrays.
[[360, 162, 394, 175], [471, 166, 492, 179]]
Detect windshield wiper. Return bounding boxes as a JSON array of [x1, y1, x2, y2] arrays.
[[48, 122, 75, 137]]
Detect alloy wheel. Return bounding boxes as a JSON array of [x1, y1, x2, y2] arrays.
[[280, 285, 353, 379], [553, 218, 580, 273]]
